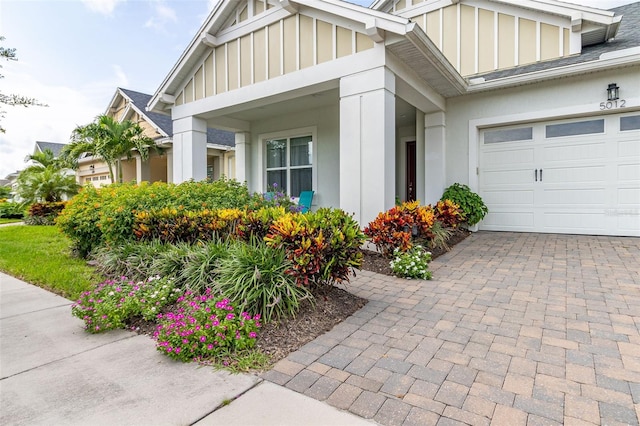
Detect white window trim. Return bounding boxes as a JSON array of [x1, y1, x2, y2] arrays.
[[258, 126, 317, 195]]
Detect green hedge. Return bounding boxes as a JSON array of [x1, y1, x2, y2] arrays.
[[57, 179, 251, 257]]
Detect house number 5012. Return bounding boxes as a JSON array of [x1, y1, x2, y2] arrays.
[[600, 99, 626, 110]]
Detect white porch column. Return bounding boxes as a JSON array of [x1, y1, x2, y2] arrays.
[[135, 155, 151, 183], [234, 132, 251, 185], [172, 116, 207, 183], [415, 110, 426, 203], [424, 111, 446, 204], [166, 151, 173, 183], [339, 67, 396, 227]]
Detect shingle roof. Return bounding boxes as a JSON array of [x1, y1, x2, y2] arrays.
[[477, 2, 640, 81], [35, 141, 66, 157], [119, 88, 235, 148]]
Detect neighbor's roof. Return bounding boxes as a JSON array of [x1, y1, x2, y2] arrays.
[[477, 2, 640, 81], [118, 88, 235, 148], [34, 141, 66, 157]]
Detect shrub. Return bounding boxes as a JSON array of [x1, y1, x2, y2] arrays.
[[389, 246, 432, 280], [215, 240, 312, 322], [434, 199, 464, 228], [363, 201, 436, 257], [237, 206, 288, 241], [91, 240, 170, 282], [25, 201, 67, 225], [153, 288, 260, 362], [179, 241, 230, 292], [441, 183, 488, 226], [57, 179, 252, 257], [0, 200, 26, 219], [56, 185, 104, 257], [71, 275, 181, 333], [265, 208, 365, 287], [133, 208, 243, 244]]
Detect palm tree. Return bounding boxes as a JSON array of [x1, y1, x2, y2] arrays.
[[62, 115, 157, 183], [15, 149, 79, 203]]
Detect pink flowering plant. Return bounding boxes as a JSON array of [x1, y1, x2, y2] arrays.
[[153, 288, 260, 362], [72, 275, 181, 333]]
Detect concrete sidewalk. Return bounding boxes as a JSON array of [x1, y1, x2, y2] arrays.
[[0, 272, 374, 425]]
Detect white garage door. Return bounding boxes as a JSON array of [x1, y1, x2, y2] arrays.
[[479, 112, 640, 236]]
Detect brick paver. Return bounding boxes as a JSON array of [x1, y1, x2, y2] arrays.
[[261, 232, 640, 425]]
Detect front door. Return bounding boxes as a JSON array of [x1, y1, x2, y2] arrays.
[[406, 141, 416, 201]]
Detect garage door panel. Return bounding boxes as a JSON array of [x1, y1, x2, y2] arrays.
[[541, 188, 606, 206], [543, 165, 606, 183], [482, 169, 534, 185], [618, 188, 640, 205], [483, 211, 534, 228], [542, 142, 606, 162], [482, 148, 534, 167], [482, 189, 534, 205], [618, 215, 640, 234], [542, 212, 606, 232], [618, 139, 640, 157], [618, 164, 640, 181]]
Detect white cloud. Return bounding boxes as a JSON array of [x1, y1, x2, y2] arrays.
[[145, 2, 178, 32], [81, 0, 126, 15], [0, 62, 127, 178]]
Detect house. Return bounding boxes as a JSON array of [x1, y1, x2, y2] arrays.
[[32, 141, 66, 158], [77, 88, 235, 187], [148, 0, 640, 237]]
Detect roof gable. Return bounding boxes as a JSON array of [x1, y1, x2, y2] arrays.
[[34, 141, 66, 157], [149, 0, 416, 111]]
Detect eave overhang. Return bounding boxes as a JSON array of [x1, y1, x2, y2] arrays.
[[466, 50, 640, 94]]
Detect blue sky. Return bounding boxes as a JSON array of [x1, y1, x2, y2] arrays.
[[0, 0, 635, 178]]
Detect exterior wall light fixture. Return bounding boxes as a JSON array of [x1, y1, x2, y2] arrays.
[[90, 164, 95, 174], [607, 83, 619, 101]]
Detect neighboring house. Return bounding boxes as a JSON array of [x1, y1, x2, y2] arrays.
[[148, 0, 640, 237], [77, 87, 235, 187], [33, 141, 66, 158], [1, 171, 20, 201]]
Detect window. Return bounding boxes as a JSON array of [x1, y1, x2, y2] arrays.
[[620, 115, 640, 131], [99, 175, 107, 180], [265, 135, 313, 196], [546, 119, 604, 138], [484, 127, 533, 144]]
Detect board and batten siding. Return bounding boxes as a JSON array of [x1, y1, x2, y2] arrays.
[[409, 4, 570, 76], [174, 14, 375, 107]]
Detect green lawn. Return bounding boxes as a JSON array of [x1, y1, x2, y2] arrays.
[[0, 225, 103, 300], [0, 218, 23, 225]]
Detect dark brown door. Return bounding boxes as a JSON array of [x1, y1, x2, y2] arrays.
[[406, 141, 416, 201]]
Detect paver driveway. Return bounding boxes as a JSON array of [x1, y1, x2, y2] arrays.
[[263, 232, 640, 425]]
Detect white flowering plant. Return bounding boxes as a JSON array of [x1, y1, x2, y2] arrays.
[[389, 245, 433, 280], [72, 275, 181, 333]]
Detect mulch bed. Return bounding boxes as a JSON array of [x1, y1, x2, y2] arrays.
[[128, 228, 470, 366]]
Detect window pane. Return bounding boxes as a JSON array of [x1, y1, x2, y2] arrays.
[[290, 136, 312, 166], [290, 168, 312, 196], [484, 127, 532, 144], [267, 170, 287, 192], [266, 139, 286, 168], [546, 119, 604, 138], [621, 115, 640, 131]]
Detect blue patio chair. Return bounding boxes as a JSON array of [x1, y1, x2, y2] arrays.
[[298, 190, 314, 213]]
